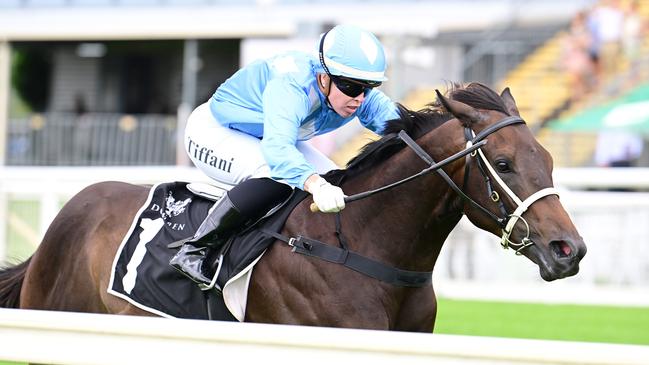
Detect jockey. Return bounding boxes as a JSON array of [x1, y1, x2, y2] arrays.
[[171, 24, 400, 285]]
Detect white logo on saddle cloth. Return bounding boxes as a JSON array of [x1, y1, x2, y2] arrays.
[[148, 192, 192, 231], [162, 192, 191, 219]]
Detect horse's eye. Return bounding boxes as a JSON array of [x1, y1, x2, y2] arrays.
[[495, 160, 511, 173]]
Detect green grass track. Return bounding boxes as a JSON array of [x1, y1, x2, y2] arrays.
[[435, 298, 649, 345]]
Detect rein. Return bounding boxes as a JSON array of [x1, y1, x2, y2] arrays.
[[349, 115, 559, 255], [343, 135, 487, 203], [281, 114, 559, 288]]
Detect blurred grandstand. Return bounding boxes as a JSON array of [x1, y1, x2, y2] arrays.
[[344, 0, 649, 168], [0, 0, 603, 167]]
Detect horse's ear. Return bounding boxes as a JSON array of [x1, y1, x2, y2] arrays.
[[500, 87, 520, 116], [435, 89, 484, 125]]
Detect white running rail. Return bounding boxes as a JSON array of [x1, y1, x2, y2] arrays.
[[0, 308, 648, 365]]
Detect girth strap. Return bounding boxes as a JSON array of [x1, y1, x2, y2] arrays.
[[261, 229, 432, 288]]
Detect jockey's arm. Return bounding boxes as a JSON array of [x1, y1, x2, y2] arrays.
[[260, 79, 317, 189]]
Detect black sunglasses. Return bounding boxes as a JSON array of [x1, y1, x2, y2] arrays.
[[330, 76, 382, 97]]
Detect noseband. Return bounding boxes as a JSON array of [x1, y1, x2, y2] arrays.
[[344, 115, 559, 255]]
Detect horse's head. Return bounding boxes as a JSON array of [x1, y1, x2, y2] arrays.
[[435, 84, 586, 281]]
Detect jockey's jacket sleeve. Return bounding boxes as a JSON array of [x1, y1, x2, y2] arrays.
[[260, 79, 316, 190], [358, 89, 401, 135]]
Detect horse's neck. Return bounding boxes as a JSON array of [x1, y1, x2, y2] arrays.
[[342, 133, 465, 271]]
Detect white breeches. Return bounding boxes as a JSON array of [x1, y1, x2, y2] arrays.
[[184, 103, 339, 187]]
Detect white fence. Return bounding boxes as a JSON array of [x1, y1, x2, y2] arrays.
[[438, 191, 649, 286], [0, 166, 210, 261], [1, 308, 648, 365], [2, 167, 649, 300]]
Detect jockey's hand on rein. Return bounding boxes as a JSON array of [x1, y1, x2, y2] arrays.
[[308, 175, 346, 213]]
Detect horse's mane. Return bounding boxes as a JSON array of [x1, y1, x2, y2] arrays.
[[325, 82, 510, 182]]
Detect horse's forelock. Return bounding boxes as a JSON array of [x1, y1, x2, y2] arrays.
[[448, 83, 511, 120]]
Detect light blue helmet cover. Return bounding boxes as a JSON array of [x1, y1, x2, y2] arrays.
[[319, 25, 388, 82]]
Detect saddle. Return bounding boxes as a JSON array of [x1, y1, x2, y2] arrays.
[[108, 181, 307, 321]]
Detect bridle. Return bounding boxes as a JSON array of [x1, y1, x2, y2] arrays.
[[343, 115, 560, 255], [282, 113, 559, 287], [460, 116, 559, 254]]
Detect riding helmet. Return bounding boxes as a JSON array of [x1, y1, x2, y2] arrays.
[[318, 25, 388, 82]]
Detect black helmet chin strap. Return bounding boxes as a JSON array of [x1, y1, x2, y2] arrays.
[[318, 29, 332, 75]]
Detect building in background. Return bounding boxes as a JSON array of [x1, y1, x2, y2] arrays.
[[0, 0, 590, 166]]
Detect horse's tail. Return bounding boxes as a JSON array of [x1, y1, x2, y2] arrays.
[[0, 258, 30, 308]]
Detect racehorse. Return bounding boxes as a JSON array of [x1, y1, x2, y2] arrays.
[[0, 83, 586, 331]]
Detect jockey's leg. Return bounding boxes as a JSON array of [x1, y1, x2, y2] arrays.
[[176, 102, 337, 285], [170, 177, 292, 285]]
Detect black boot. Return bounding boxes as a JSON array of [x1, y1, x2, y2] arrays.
[[169, 194, 247, 286], [169, 243, 212, 284], [170, 178, 292, 286]]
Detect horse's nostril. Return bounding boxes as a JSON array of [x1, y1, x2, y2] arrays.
[[550, 240, 572, 258]]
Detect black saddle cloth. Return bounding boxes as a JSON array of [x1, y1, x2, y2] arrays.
[[108, 181, 307, 320]]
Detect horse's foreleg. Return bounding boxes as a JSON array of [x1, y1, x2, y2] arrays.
[[393, 286, 437, 332]]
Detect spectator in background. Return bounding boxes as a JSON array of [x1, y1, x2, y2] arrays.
[[588, 0, 625, 79], [586, 4, 603, 85], [594, 129, 644, 192], [622, 0, 647, 87], [594, 129, 643, 168], [561, 11, 595, 103]]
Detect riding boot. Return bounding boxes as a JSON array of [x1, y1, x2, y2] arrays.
[[169, 243, 213, 284], [169, 194, 248, 285]]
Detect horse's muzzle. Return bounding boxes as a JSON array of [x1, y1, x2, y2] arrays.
[[537, 238, 587, 281]]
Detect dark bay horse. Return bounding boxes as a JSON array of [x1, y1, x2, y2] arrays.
[[0, 83, 586, 331]]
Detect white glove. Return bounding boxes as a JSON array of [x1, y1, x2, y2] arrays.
[[310, 176, 346, 213]]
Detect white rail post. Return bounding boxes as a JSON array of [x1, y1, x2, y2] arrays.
[[0, 187, 6, 262], [0, 39, 9, 166], [0, 39, 9, 260], [39, 191, 59, 241]]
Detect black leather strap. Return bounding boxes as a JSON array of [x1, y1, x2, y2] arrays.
[[344, 134, 487, 204], [471, 116, 525, 143], [399, 130, 505, 226], [318, 30, 332, 75], [398, 130, 435, 165], [255, 117, 526, 287], [262, 230, 432, 288]]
